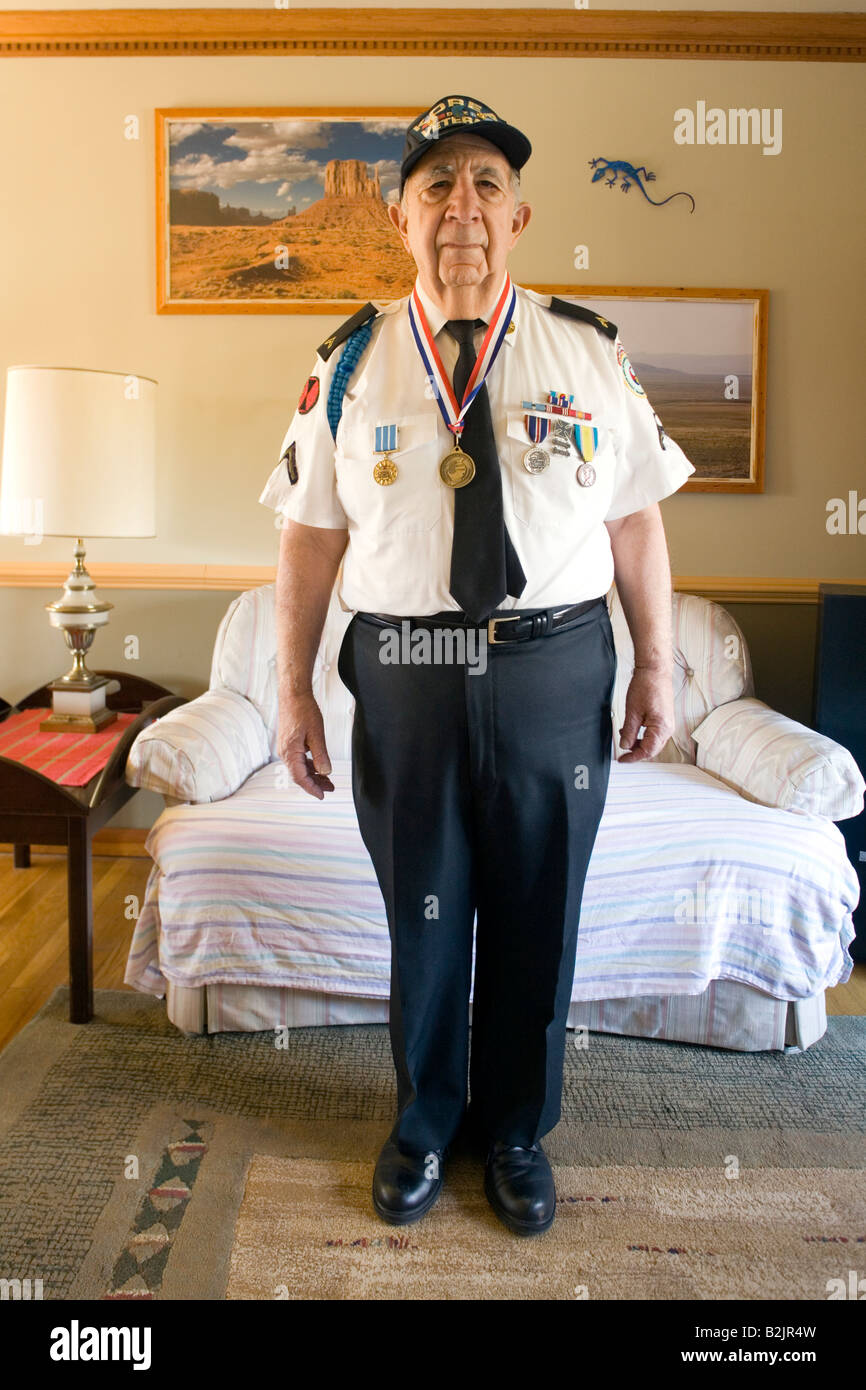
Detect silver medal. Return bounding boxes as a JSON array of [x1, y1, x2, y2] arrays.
[[576, 461, 596, 487], [523, 445, 550, 474]]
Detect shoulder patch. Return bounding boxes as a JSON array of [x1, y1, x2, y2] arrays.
[[548, 297, 618, 341], [317, 302, 379, 361], [281, 440, 299, 484], [297, 375, 320, 413], [616, 339, 646, 396]]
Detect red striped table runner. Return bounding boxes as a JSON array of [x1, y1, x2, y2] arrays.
[[0, 708, 138, 787]]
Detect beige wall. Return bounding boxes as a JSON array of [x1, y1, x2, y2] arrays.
[[0, 26, 864, 826]]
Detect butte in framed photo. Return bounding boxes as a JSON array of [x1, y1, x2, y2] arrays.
[[155, 106, 417, 315]]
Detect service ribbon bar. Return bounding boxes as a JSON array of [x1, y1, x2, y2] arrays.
[[521, 400, 593, 421]]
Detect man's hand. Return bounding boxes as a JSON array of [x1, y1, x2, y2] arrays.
[[274, 517, 347, 801], [278, 690, 335, 799], [618, 664, 674, 763], [605, 503, 676, 762]]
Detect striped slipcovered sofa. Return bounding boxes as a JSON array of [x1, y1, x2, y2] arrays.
[[124, 581, 863, 1049]]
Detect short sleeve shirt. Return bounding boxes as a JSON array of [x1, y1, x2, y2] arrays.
[[259, 279, 695, 614]]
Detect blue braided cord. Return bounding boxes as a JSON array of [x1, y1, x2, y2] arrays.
[[326, 321, 374, 442]]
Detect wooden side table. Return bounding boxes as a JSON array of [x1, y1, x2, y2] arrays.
[[0, 671, 186, 1023]]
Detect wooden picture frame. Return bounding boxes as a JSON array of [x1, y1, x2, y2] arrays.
[[156, 107, 418, 315], [532, 286, 768, 493]]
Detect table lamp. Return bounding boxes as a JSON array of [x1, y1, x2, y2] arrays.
[[0, 365, 157, 731]]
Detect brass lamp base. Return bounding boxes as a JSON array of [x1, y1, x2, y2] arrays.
[[40, 536, 117, 733], [40, 675, 117, 733]]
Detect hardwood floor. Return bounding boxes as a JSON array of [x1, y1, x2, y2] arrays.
[[0, 848, 864, 1055]]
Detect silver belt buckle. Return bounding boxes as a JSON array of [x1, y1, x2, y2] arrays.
[[487, 615, 521, 645]]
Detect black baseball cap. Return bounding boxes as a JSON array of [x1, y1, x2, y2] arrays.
[[400, 95, 532, 195]]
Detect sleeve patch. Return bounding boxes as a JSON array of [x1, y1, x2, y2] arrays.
[[282, 440, 299, 484], [298, 376, 320, 414], [616, 340, 646, 397]]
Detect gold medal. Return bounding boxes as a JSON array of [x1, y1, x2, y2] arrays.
[[439, 445, 476, 489], [373, 425, 400, 485], [373, 456, 398, 486]]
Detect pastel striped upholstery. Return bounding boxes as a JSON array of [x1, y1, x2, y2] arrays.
[[126, 687, 271, 804], [693, 697, 866, 820], [127, 580, 354, 803], [124, 758, 860, 1005]]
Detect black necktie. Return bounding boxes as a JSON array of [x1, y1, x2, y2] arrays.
[[445, 319, 526, 622]]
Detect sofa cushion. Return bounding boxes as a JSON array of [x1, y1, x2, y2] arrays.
[[692, 697, 866, 820], [126, 688, 271, 803]]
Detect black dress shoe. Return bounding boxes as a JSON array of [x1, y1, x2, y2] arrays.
[[484, 1141, 556, 1236], [372, 1138, 446, 1225]]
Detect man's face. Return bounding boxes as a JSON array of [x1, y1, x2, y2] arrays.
[[388, 134, 531, 298]]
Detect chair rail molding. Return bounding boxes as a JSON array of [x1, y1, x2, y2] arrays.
[[0, 563, 861, 604]]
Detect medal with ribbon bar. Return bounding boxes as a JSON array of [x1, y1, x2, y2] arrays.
[[573, 422, 599, 485], [373, 423, 399, 486], [523, 411, 550, 473], [408, 274, 517, 489]]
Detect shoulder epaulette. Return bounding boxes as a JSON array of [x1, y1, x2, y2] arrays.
[[548, 297, 617, 341], [317, 302, 379, 361]]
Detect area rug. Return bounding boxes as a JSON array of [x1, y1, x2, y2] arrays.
[[0, 988, 863, 1300]]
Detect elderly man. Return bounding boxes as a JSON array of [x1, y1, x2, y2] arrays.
[[259, 95, 694, 1236]]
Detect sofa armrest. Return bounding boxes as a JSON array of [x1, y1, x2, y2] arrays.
[[692, 696, 865, 820], [125, 687, 272, 803]]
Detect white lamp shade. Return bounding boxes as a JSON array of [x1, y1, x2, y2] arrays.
[[0, 365, 157, 538]]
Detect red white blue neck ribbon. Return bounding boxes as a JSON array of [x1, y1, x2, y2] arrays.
[[408, 274, 516, 443]]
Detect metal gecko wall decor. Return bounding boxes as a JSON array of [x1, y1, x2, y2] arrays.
[[588, 158, 696, 212]]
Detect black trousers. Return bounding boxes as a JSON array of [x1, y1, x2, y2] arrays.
[[337, 598, 616, 1154]]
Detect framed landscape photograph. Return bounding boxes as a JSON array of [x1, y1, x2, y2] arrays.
[[156, 106, 417, 314], [536, 287, 768, 493]]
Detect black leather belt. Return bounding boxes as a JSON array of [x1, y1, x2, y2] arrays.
[[361, 597, 606, 645]]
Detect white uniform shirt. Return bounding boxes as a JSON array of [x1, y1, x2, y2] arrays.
[[259, 276, 695, 614]]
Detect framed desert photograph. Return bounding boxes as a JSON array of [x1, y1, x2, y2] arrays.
[[156, 107, 417, 314], [535, 287, 768, 493]]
